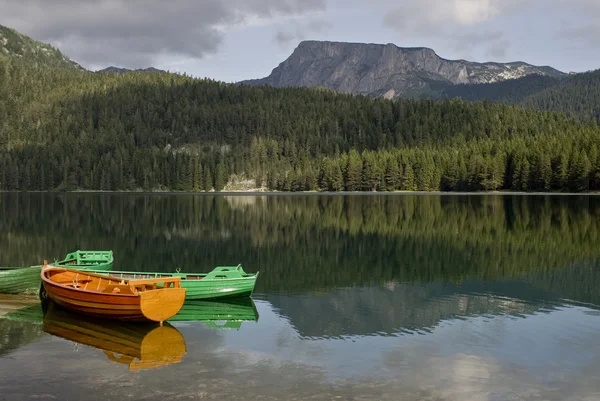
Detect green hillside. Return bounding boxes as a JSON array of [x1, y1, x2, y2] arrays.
[[439, 70, 600, 123], [521, 70, 600, 122], [439, 74, 560, 104], [0, 25, 80, 69], [0, 25, 600, 193]]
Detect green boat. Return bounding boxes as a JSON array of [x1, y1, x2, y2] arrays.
[[0, 250, 114, 295], [86, 264, 258, 300], [169, 298, 259, 329]]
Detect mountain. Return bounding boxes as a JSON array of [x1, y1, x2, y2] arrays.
[[0, 24, 81, 69], [97, 66, 165, 74], [240, 40, 566, 98], [1, 24, 600, 194]]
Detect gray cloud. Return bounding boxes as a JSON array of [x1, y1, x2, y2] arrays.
[[485, 39, 510, 60], [0, 0, 326, 68], [383, 0, 529, 30], [382, 0, 523, 62], [560, 24, 600, 46], [275, 31, 297, 46], [274, 18, 332, 47], [449, 30, 510, 61]]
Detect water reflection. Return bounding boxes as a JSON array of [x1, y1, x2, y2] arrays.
[[263, 263, 600, 339], [1, 193, 600, 294], [0, 193, 599, 400], [0, 296, 599, 400], [169, 298, 260, 329], [0, 295, 44, 356], [41, 301, 187, 371]]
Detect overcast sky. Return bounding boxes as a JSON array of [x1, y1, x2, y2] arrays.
[[2, 0, 599, 82]]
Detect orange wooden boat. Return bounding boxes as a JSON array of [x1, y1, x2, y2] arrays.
[[40, 263, 186, 324]]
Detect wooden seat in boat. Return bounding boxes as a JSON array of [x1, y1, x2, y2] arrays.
[[102, 284, 136, 295]]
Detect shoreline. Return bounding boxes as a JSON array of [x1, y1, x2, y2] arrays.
[[1, 190, 600, 196]]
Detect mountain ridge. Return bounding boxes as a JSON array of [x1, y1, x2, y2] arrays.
[[96, 66, 165, 74], [0, 24, 82, 70], [241, 40, 566, 98]]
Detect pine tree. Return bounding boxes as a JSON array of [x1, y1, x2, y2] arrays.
[[442, 154, 460, 191], [539, 153, 552, 191], [214, 162, 225, 191], [362, 151, 383, 191], [193, 158, 201, 191], [344, 149, 363, 191], [416, 154, 435, 191], [569, 149, 591, 192], [384, 156, 401, 191], [203, 166, 213, 192], [401, 162, 416, 191], [520, 158, 530, 191]]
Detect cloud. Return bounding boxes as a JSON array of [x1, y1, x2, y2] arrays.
[[0, 0, 326, 68], [449, 30, 510, 60], [485, 39, 510, 59], [383, 0, 528, 30], [555, 0, 600, 50], [274, 18, 332, 47], [558, 25, 600, 46], [382, 0, 529, 61], [275, 31, 297, 46]]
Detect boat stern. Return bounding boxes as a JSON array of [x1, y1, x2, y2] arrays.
[[139, 288, 187, 323]]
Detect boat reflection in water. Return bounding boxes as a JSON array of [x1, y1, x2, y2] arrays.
[[169, 297, 260, 330], [0, 294, 44, 323], [41, 301, 187, 371]]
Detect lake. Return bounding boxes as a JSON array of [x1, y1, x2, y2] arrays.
[[1, 192, 600, 400]]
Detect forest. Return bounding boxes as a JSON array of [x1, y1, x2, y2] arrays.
[[1, 43, 600, 192], [440, 69, 600, 123]]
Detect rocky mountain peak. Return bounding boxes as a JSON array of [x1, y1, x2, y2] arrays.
[[241, 40, 566, 98]]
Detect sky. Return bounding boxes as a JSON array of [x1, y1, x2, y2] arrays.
[[1, 0, 600, 82]]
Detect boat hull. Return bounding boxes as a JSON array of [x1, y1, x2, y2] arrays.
[[41, 267, 186, 323], [181, 278, 256, 300], [86, 265, 258, 301], [0, 250, 113, 295], [0, 266, 42, 294]]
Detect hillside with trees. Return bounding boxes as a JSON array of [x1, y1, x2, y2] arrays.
[[440, 70, 600, 123], [0, 25, 81, 70], [1, 25, 600, 193]]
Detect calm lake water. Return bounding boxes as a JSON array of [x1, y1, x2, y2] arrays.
[[1, 192, 600, 400]]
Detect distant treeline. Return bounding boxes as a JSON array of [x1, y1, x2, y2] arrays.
[[1, 57, 600, 192]]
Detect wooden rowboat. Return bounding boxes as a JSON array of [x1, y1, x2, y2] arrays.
[[0, 250, 114, 295], [40, 264, 186, 324], [85, 264, 258, 301], [42, 301, 186, 370]]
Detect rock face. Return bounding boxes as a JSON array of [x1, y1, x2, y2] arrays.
[[241, 41, 566, 98]]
